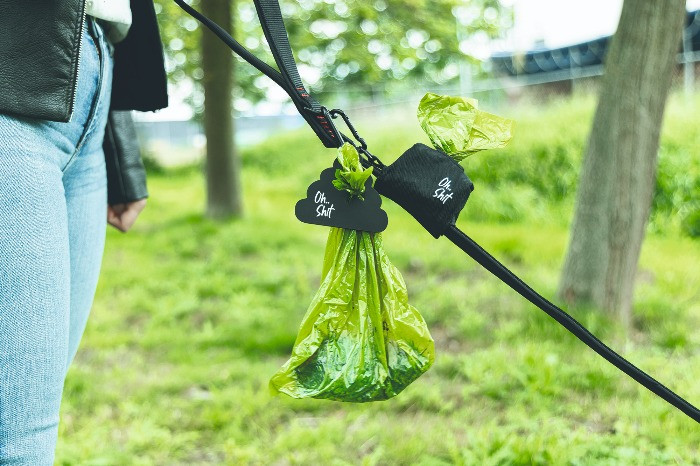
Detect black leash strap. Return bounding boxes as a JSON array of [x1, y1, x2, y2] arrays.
[[173, 0, 342, 148], [445, 225, 700, 423], [173, 0, 699, 424]]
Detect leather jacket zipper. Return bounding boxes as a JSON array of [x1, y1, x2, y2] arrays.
[[68, 1, 88, 121]]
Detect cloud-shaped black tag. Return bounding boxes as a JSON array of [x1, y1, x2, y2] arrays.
[[295, 161, 388, 232]]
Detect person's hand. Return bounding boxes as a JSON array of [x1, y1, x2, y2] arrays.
[[107, 199, 147, 232]]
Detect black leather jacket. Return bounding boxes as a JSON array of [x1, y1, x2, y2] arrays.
[[0, 0, 168, 204]]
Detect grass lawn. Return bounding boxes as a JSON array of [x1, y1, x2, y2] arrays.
[[56, 97, 699, 465]]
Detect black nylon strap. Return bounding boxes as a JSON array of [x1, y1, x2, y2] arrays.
[[252, 0, 316, 110], [173, 0, 342, 148], [251, 0, 342, 147], [444, 225, 700, 424]]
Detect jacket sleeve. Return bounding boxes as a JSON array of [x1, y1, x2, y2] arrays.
[[103, 110, 149, 205]]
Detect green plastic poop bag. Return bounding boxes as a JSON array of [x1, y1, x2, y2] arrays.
[[417, 92, 513, 162], [270, 144, 434, 402]]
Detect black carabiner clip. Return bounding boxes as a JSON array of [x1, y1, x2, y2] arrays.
[[327, 108, 384, 173], [328, 108, 368, 151]]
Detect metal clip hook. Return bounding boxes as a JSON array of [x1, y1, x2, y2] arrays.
[[326, 108, 384, 173], [328, 108, 368, 150]]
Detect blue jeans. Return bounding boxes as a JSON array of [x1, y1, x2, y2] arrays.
[[0, 19, 113, 464]]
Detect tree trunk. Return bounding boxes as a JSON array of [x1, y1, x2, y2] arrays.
[[558, 0, 686, 327], [201, 0, 243, 218]]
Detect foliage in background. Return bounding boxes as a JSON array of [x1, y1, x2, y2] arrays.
[[56, 96, 699, 463], [154, 0, 511, 113]]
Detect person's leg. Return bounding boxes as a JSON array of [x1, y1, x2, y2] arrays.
[[64, 19, 114, 367], [0, 127, 72, 464], [63, 148, 108, 368], [0, 19, 107, 464]]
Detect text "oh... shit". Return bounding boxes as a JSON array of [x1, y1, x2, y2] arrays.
[[433, 177, 453, 204], [315, 191, 335, 218]]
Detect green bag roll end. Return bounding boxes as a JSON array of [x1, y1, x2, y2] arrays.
[[417, 92, 514, 162], [270, 144, 434, 402]]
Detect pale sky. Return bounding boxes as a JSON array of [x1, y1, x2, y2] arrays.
[[504, 0, 623, 51], [502, 0, 700, 51]]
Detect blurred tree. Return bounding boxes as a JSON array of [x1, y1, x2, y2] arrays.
[[558, 0, 687, 326], [201, 0, 242, 217]]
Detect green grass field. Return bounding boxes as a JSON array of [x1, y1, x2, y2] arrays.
[[56, 96, 699, 465]]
